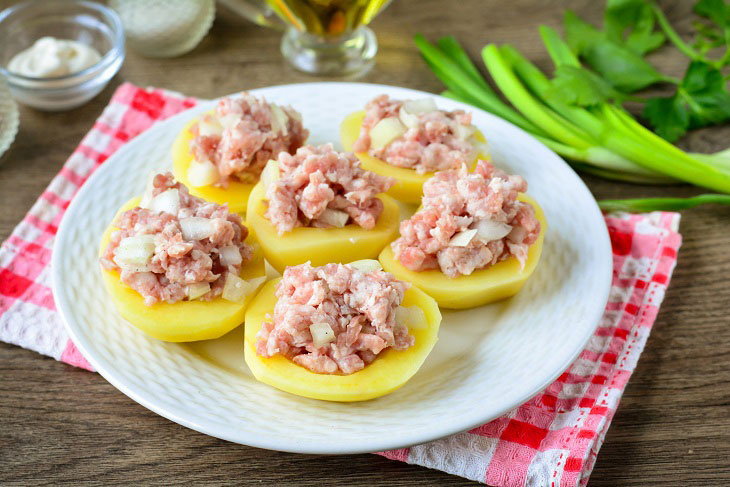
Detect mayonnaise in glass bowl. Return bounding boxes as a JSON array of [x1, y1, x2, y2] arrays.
[[0, 0, 125, 111]]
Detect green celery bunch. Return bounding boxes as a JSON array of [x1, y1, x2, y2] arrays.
[[414, 33, 730, 193], [564, 0, 730, 142]]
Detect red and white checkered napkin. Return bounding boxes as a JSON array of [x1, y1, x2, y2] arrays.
[[0, 83, 682, 486]]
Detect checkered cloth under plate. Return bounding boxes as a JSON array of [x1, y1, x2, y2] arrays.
[[0, 83, 682, 486]]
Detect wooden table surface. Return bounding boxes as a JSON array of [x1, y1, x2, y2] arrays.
[[1, 0, 729, 485]]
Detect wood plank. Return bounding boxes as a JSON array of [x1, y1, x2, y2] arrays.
[[1, 0, 729, 484]]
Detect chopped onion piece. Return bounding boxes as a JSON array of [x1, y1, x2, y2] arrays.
[[147, 188, 181, 216], [198, 118, 223, 137], [138, 193, 152, 210], [398, 106, 419, 129], [221, 272, 266, 303], [221, 274, 265, 303], [473, 219, 512, 242], [395, 305, 427, 330], [186, 282, 211, 300], [180, 217, 214, 241], [269, 104, 289, 136], [222, 274, 247, 302], [317, 208, 349, 228], [248, 276, 267, 290], [348, 259, 382, 272], [218, 112, 239, 129], [448, 228, 477, 247], [113, 234, 156, 269], [403, 98, 438, 114], [369, 117, 407, 150], [219, 245, 242, 266], [260, 159, 279, 189], [188, 159, 219, 187], [309, 322, 335, 348], [455, 123, 476, 140]]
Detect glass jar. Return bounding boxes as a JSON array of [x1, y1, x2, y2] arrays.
[[109, 0, 215, 58]]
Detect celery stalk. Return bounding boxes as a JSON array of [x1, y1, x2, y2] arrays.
[[499, 45, 675, 179], [414, 35, 544, 135], [436, 36, 492, 93], [499, 45, 606, 138], [597, 105, 730, 192], [691, 151, 730, 171], [482, 45, 595, 150], [598, 194, 730, 212], [571, 162, 678, 184], [445, 87, 673, 182], [608, 106, 730, 175], [600, 104, 730, 177], [539, 25, 581, 68], [432, 36, 658, 179], [537, 27, 730, 183], [418, 33, 730, 193], [424, 58, 493, 108]]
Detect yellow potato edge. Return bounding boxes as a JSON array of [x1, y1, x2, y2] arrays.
[[243, 278, 442, 402], [171, 117, 254, 214], [246, 182, 400, 273], [379, 194, 547, 309], [99, 197, 266, 342]]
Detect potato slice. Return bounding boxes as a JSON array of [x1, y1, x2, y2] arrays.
[[245, 182, 400, 273], [99, 197, 266, 342], [379, 194, 546, 309], [171, 117, 254, 214], [244, 278, 441, 402], [340, 110, 489, 204]]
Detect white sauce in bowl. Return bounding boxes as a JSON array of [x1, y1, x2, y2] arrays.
[[8, 36, 101, 78]]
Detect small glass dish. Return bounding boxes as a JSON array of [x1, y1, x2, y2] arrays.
[[0, 0, 125, 111]]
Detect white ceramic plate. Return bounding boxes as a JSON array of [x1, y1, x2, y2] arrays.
[[53, 82, 612, 454]]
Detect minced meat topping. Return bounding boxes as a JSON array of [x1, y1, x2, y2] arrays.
[[255, 262, 414, 375], [392, 160, 540, 278], [100, 172, 252, 306], [190, 92, 308, 187], [264, 143, 393, 235], [352, 94, 481, 174]]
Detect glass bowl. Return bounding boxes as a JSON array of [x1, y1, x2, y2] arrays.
[[0, 0, 125, 111]]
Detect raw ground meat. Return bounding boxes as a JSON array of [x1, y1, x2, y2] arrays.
[[352, 94, 478, 174], [392, 160, 540, 278], [264, 143, 394, 235], [100, 172, 252, 306], [255, 262, 414, 375], [190, 93, 308, 187]]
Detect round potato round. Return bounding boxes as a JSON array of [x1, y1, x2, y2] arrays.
[[171, 118, 254, 214], [244, 278, 441, 402], [99, 197, 266, 342], [245, 182, 400, 273], [340, 110, 488, 204], [379, 194, 546, 309]]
